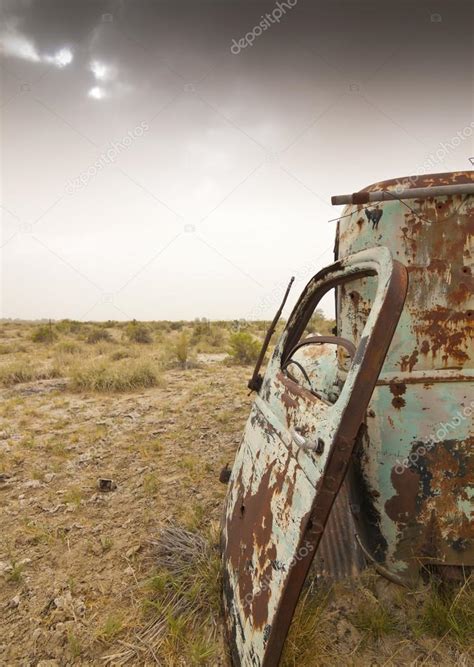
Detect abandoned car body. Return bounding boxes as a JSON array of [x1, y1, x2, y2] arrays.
[[221, 171, 473, 666]]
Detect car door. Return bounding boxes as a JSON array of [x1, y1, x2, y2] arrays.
[[221, 246, 408, 667]]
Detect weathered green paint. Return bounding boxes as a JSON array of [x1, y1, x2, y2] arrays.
[[336, 171, 473, 583]]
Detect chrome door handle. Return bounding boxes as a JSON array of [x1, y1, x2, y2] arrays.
[[291, 429, 325, 454]]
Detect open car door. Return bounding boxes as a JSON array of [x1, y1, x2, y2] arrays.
[[221, 247, 408, 667]]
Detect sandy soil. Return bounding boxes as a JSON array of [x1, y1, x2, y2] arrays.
[[0, 359, 472, 666], [0, 365, 250, 665]]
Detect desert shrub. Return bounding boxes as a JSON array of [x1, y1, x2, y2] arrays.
[[228, 332, 261, 364], [305, 309, 336, 336], [0, 344, 14, 355], [124, 322, 153, 344], [31, 324, 57, 344], [191, 320, 226, 351], [86, 328, 112, 344], [56, 340, 81, 355], [70, 360, 160, 392], [110, 349, 132, 361], [116, 523, 221, 665], [55, 319, 83, 335], [174, 332, 190, 368]]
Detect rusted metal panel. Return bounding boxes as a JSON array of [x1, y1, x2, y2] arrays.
[[335, 170, 474, 584], [311, 478, 366, 581], [222, 248, 407, 666]]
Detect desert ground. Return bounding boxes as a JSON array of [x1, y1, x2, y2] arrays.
[[0, 319, 472, 666]]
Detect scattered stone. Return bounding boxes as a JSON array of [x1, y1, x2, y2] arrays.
[[31, 627, 42, 643], [44, 473, 55, 483], [24, 479, 42, 489], [0, 561, 13, 576], [125, 544, 141, 558], [97, 478, 117, 492], [0, 430, 10, 440], [8, 594, 21, 608]]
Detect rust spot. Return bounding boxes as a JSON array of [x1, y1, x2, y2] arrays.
[[385, 466, 419, 525], [389, 381, 406, 409], [419, 509, 442, 561], [413, 307, 471, 366], [226, 463, 277, 629], [400, 349, 419, 372], [428, 258, 447, 273], [420, 340, 430, 355]]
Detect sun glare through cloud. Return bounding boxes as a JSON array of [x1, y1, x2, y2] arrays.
[[90, 60, 109, 80], [88, 85, 105, 100], [44, 47, 73, 68]]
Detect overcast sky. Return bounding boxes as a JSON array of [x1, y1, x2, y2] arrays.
[[1, 0, 473, 321]]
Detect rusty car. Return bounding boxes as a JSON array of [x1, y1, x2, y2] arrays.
[[221, 170, 474, 666]]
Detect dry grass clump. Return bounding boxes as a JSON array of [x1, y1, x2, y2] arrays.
[[105, 522, 222, 665], [351, 594, 399, 640], [110, 348, 136, 361], [70, 359, 160, 392], [283, 572, 474, 665], [282, 579, 332, 666], [416, 576, 474, 646], [173, 332, 191, 368], [0, 361, 62, 386], [228, 331, 261, 364], [55, 340, 82, 355], [124, 321, 153, 344], [86, 328, 112, 344], [31, 324, 57, 344], [191, 320, 226, 353]]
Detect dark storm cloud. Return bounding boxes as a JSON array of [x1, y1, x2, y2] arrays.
[[1, 1, 472, 320]]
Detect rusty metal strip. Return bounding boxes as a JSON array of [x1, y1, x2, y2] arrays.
[[331, 183, 474, 205], [376, 369, 474, 385]]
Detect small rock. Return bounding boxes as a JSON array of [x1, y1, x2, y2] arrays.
[[97, 478, 117, 492], [125, 544, 141, 558], [37, 660, 60, 667], [0, 561, 12, 576], [25, 479, 42, 489], [31, 627, 42, 643], [9, 594, 20, 608], [75, 598, 86, 616], [44, 473, 55, 483], [123, 565, 134, 576]]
